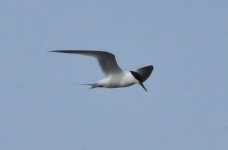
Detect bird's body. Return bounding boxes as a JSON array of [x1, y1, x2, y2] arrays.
[[95, 71, 138, 88], [49, 50, 153, 92]]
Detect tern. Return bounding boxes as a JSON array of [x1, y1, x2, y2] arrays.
[[49, 50, 154, 92]]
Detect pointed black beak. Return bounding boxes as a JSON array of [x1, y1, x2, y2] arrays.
[[139, 82, 147, 92]]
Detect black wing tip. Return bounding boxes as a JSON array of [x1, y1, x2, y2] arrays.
[[48, 49, 111, 52], [48, 50, 116, 57], [48, 50, 84, 54], [140, 64, 154, 70], [147, 65, 154, 70], [48, 50, 56, 52], [48, 50, 63, 53], [48, 50, 71, 53]]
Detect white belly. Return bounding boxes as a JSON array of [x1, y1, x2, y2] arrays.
[[98, 72, 138, 88]]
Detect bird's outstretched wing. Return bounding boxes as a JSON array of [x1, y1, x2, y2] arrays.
[[49, 50, 122, 76], [135, 65, 154, 82]]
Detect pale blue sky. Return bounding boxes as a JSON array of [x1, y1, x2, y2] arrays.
[[0, 0, 228, 150]]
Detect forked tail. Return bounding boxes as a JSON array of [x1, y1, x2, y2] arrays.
[[80, 83, 99, 89]]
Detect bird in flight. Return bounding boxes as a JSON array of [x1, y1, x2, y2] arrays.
[[49, 50, 154, 92]]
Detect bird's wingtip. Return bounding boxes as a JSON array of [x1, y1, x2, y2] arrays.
[[48, 50, 58, 52]]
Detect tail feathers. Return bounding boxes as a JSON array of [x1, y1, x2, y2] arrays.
[[80, 83, 99, 89]]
